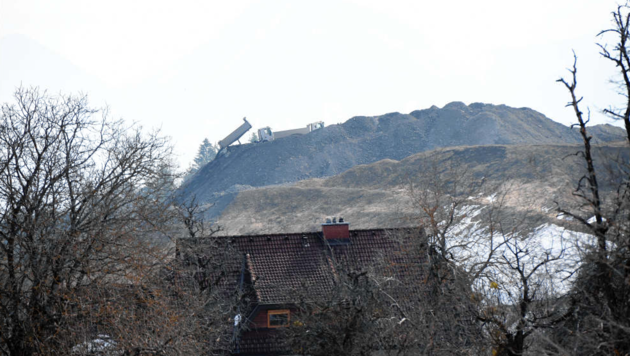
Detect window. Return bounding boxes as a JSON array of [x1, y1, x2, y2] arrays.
[[268, 309, 290, 328]]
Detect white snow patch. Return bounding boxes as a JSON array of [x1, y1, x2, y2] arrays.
[[587, 215, 607, 223], [72, 335, 119, 355], [440, 204, 594, 303]]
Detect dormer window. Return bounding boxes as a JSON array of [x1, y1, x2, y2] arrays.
[[268, 309, 290, 328]]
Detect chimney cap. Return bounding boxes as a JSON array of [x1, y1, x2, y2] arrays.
[[321, 217, 350, 242], [322, 217, 349, 226]]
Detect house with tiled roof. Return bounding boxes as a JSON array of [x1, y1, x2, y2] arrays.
[[178, 219, 430, 355]]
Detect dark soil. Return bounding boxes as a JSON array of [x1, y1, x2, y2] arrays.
[[177, 102, 626, 212]]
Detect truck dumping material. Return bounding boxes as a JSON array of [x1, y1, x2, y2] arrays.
[[219, 118, 252, 150], [179, 102, 628, 212]]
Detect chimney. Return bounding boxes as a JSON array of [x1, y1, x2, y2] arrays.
[[322, 216, 350, 243]]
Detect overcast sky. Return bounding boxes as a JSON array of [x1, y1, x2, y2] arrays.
[[0, 0, 624, 167]]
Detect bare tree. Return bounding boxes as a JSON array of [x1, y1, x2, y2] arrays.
[[407, 153, 585, 356], [176, 196, 222, 240], [284, 268, 404, 356], [478, 228, 577, 356], [281, 229, 484, 356], [407, 154, 486, 258], [173, 197, 247, 355], [546, 4, 630, 354], [599, 4, 630, 144], [0, 87, 236, 355]]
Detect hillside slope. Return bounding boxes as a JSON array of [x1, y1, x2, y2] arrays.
[[215, 143, 629, 235], [178, 102, 625, 209]]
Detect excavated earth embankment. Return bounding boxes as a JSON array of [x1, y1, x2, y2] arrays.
[[176, 102, 627, 233]]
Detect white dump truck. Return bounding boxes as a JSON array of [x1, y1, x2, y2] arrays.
[[257, 121, 324, 142], [218, 117, 252, 150]]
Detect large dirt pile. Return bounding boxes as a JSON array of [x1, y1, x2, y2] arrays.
[[215, 143, 629, 235], [177, 102, 625, 214]]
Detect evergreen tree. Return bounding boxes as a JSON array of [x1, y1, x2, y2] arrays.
[[248, 131, 259, 143], [193, 138, 217, 170], [184, 138, 218, 181]]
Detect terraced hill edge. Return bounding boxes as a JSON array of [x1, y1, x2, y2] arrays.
[[214, 143, 629, 235], [178, 102, 625, 210]]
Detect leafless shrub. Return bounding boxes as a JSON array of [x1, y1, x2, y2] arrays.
[[0, 87, 236, 355], [547, 5, 630, 352]]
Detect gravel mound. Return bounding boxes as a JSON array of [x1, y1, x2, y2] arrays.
[[177, 102, 626, 208]]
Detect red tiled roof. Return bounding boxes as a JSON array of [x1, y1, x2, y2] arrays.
[[179, 226, 427, 355], [236, 328, 285, 355], [226, 227, 425, 304], [230, 232, 335, 304], [332, 229, 428, 296]]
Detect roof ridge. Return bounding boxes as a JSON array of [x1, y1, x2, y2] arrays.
[[216, 232, 320, 240], [199, 226, 421, 240]]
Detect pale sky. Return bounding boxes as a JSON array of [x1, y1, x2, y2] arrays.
[[0, 0, 624, 167]]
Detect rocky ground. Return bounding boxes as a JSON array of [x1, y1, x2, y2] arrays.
[[214, 143, 628, 235], [175, 102, 627, 235]]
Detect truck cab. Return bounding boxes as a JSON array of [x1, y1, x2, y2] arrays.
[[257, 127, 274, 142], [307, 121, 324, 132]]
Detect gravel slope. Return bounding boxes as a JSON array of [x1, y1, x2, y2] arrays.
[[177, 102, 626, 221], [214, 143, 629, 235]]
